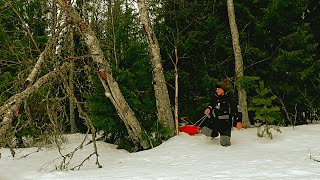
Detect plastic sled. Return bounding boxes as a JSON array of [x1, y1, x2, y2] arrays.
[[179, 125, 200, 135], [179, 114, 209, 135]]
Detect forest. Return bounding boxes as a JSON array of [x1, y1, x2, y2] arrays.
[[0, 0, 319, 159]]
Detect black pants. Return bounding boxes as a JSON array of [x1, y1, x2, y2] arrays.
[[203, 115, 232, 137]]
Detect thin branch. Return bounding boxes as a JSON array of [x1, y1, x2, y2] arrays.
[[58, 69, 102, 169], [9, 4, 41, 53], [25, 22, 68, 85], [18, 148, 42, 159], [0, 63, 70, 117], [308, 149, 320, 162]]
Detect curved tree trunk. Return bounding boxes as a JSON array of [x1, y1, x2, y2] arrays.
[[227, 0, 250, 128], [57, 0, 149, 149], [136, 0, 174, 134]]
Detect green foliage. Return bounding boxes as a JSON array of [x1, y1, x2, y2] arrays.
[[249, 82, 283, 125], [236, 76, 261, 92], [86, 86, 119, 132], [84, 1, 171, 150], [0, 0, 51, 144], [1, 0, 320, 149], [0, 72, 13, 104], [155, 0, 234, 122], [249, 81, 283, 138]]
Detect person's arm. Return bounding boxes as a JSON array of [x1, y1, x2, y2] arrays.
[[204, 95, 217, 115]]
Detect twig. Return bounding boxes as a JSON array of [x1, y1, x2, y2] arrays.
[[308, 149, 320, 162], [18, 147, 42, 159], [70, 152, 96, 170], [39, 132, 90, 171], [58, 68, 102, 169]]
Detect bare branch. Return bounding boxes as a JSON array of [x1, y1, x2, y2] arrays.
[[58, 69, 102, 169], [0, 62, 67, 156], [9, 4, 41, 53], [25, 22, 68, 85], [57, 0, 150, 149]]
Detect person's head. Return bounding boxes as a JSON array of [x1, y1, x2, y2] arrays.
[[216, 87, 225, 96], [215, 84, 224, 96]]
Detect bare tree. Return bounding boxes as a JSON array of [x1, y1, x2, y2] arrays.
[[57, 0, 149, 149], [227, 0, 250, 128], [136, 0, 175, 134], [0, 20, 67, 138], [0, 62, 70, 138]]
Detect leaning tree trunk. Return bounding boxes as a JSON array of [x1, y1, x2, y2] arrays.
[[57, 0, 149, 149], [0, 63, 70, 136], [227, 0, 250, 128], [136, 0, 174, 134], [0, 23, 66, 137]]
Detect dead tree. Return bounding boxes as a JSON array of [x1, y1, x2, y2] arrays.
[[0, 21, 67, 139], [57, 0, 149, 149], [0, 62, 70, 139]]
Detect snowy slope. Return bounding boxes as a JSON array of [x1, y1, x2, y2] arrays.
[[0, 124, 320, 180]]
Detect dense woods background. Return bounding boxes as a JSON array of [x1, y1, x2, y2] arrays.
[[0, 0, 319, 152]]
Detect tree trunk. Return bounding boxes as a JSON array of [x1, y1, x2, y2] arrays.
[[57, 0, 149, 149], [65, 25, 76, 133], [0, 21, 66, 141], [0, 63, 70, 136], [174, 47, 179, 135], [227, 0, 250, 128], [136, 0, 174, 134]]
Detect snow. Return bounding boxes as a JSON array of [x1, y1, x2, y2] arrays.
[[1, 124, 320, 180]]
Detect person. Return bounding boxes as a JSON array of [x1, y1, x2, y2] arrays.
[[202, 85, 233, 146]]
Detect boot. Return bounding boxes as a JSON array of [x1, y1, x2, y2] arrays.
[[220, 135, 231, 146]]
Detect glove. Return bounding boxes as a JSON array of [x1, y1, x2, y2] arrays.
[[236, 122, 243, 130], [204, 108, 211, 115]]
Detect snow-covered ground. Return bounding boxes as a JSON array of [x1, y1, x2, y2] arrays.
[[1, 124, 320, 180]]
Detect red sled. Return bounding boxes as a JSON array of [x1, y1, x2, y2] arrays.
[[179, 125, 200, 135], [178, 114, 209, 135]]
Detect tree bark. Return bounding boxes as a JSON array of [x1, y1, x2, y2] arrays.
[[65, 25, 76, 133], [0, 20, 66, 141], [0, 63, 70, 136], [25, 22, 66, 85], [227, 0, 250, 128], [136, 0, 174, 134], [57, 0, 149, 149], [174, 47, 179, 135]]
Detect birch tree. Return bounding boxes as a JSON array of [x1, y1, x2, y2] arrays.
[[227, 0, 250, 128], [57, 0, 149, 149], [136, 0, 175, 134]]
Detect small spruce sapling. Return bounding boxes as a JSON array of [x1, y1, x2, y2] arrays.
[[249, 82, 283, 139]]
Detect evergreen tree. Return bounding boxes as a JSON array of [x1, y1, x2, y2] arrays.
[[249, 81, 283, 139]]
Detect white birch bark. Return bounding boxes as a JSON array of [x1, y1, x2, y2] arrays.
[[0, 63, 70, 136], [227, 0, 250, 128], [136, 0, 174, 133], [57, 0, 149, 149]]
